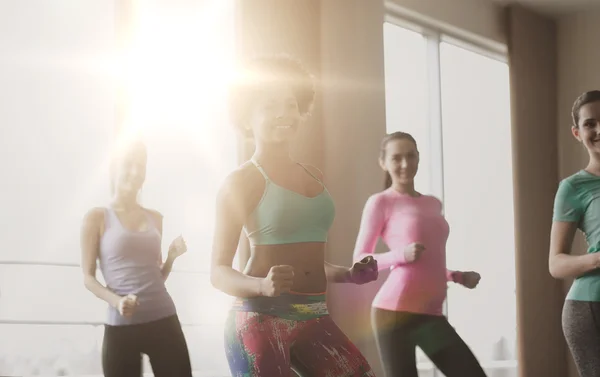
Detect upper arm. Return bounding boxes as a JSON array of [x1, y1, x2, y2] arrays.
[[353, 194, 386, 260], [237, 231, 251, 272], [552, 180, 583, 223], [550, 180, 582, 259], [550, 221, 578, 259], [430, 196, 444, 213], [211, 169, 259, 270], [80, 208, 104, 277]]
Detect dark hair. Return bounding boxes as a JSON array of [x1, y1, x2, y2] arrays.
[[380, 132, 418, 189], [572, 90, 600, 128], [109, 139, 147, 195], [228, 53, 316, 138]]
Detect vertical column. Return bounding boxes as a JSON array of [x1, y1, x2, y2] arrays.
[[507, 5, 566, 377]]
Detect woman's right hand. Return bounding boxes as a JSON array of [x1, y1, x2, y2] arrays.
[[259, 265, 295, 297], [404, 243, 425, 263], [117, 294, 139, 317]]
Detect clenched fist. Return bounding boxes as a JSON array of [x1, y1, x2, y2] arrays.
[[404, 243, 425, 263], [259, 265, 295, 297], [349, 256, 378, 284], [117, 294, 139, 317], [168, 235, 187, 260], [461, 271, 481, 289]]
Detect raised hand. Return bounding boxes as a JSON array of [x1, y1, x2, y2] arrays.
[[168, 235, 187, 259]]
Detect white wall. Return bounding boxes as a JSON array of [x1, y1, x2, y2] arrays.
[[0, 1, 116, 264], [0, 1, 116, 375]]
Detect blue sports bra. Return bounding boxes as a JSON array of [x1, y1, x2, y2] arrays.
[[244, 159, 336, 246]]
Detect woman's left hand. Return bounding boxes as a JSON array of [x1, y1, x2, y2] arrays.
[[168, 235, 187, 260], [461, 271, 481, 289], [349, 256, 378, 284]]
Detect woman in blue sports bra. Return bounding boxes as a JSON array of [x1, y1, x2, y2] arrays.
[[210, 54, 378, 377]]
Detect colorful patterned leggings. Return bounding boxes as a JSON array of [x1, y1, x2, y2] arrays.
[[224, 294, 375, 377]]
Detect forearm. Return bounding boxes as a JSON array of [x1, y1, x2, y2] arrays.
[[160, 256, 175, 280], [210, 265, 264, 298], [446, 269, 463, 284], [83, 275, 121, 308], [324, 262, 352, 283], [355, 250, 405, 271], [550, 253, 599, 279], [325, 262, 352, 283]]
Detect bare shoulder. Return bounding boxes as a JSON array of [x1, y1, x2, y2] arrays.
[[221, 162, 262, 192], [300, 163, 324, 181], [82, 207, 105, 236], [144, 208, 164, 224], [218, 162, 265, 209], [83, 207, 105, 225]]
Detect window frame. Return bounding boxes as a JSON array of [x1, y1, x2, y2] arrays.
[[383, 8, 515, 377]]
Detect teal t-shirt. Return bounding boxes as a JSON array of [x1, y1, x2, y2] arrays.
[[553, 170, 600, 302]]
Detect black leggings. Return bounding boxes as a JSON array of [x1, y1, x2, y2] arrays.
[[372, 308, 487, 377], [563, 300, 600, 377], [102, 315, 192, 377]]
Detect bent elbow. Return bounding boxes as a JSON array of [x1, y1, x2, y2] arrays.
[[82, 274, 95, 292], [548, 258, 563, 279], [210, 267, 220, 290]]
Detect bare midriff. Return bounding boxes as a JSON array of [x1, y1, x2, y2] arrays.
[[244, 242, 327, 293]]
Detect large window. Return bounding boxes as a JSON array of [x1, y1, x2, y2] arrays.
[[383, 18, 517, 377], [0, 1, 236, 376]]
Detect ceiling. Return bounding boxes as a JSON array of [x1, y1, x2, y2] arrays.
[[491, 0, 600, 16]]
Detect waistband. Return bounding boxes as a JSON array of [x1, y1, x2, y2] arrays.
[[231, 292, 328, 321]]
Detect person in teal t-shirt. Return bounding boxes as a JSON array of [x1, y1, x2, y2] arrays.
[[551, 90, 600, 377]]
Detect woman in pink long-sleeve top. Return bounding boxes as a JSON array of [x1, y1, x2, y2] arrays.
[[353, 131, 487, 377]]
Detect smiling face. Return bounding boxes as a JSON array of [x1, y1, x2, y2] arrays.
[[111, 142, 147, 199], [380, 137, 419, 186], [572, 100, 600, 157], [246, 82, 302, 146]]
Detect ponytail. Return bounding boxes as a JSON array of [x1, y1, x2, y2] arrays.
[[384, 171, 392, 190]]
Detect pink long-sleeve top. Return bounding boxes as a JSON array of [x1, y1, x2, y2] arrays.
[[353, 188, 459, 315]]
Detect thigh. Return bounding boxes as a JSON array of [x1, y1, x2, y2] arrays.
[[417, 317, 486, 377], [563, 300, 600, 377], [372, 308, 418, 377], [102, 325, 142, 377], [144, 316, 192, 377], [291, 316, 375, 377], [224, 311, 292, 377]]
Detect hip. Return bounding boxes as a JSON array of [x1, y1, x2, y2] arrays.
[[229, 292, 328, 321], [374, 277, 447, 314], [567, 274, 600, 302], [105, 293, 176, 326]]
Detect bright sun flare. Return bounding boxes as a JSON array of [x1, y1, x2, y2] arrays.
[[119, 0, 235, 139]]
